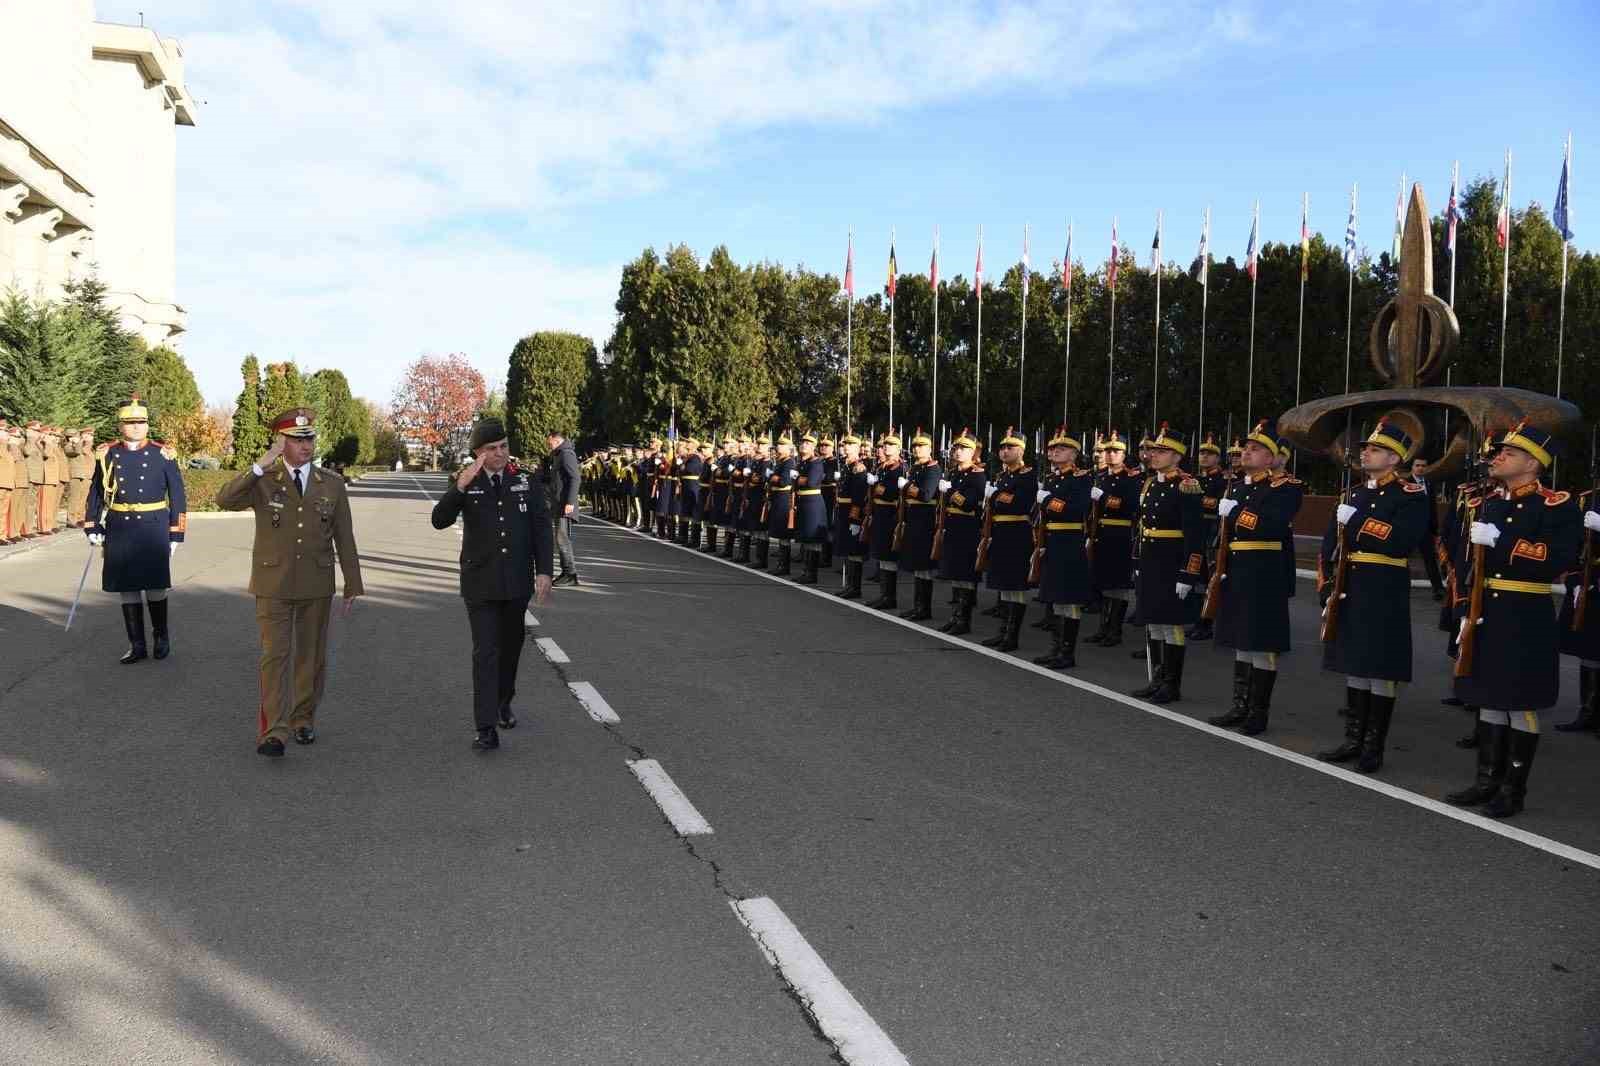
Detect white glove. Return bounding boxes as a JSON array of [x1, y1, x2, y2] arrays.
[[1574, 585, 1583, 606], [1336, 503, 1357, 525], [939, 479, 952, 493], [1457, 617, 1470, 643], [741, 466, 750, 475], [1176, 582, 1193, 599], [984, 484, 998, 499], [1585, 510, 1600, 533], [1469, 521, 1500, 547], [787, 468, 798, 480], [170, 542, 179, 557], [849, 524, 861, 537], [87, 532, 104, 546], [896, 476, 908, 489], [866, 473, 879, 485], [1217, 498, 1239, 518], [1036, 488, 1050, 504], [1090, 487, 1105, 501]]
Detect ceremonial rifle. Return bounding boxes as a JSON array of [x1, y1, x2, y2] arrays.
[[1319, 426, 1360, 643], [1026, 483, 1046, 586], [1572, 424, 1598, 631], [930, 470, 949, 562], [973, 489, 997, 574], [1201, 480, 1233, 621], [890, 461, 910, 552], [1455, 425, 1490, 678]]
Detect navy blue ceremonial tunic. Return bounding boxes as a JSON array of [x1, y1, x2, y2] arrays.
[[766, 456, 796, 539], [1453, 482, 1581, 710], [1037, 465, 1093, 606], [819, 457, 839, 528], [1317, 472, 1426, 679], [793, 457, 829, 543], [711, 456, 734, 525], [741, 459, 768, 533], [677, 454, 704, 518], [653, 457, 677, 516], [1132, 471, 1205, 626], [833, 462, 869, 558], [1216, 473, 1304, 655], [85, 442, 188, 592], [1558, 490, 1600, 660], [1091, 467, 1140, 591], [983, 464, 1038, 592], [868, 459, 904, 563], [936, 467, 986, 583], [898, 460, 943, 570]]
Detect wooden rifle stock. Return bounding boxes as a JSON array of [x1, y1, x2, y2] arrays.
[[1319, 488, 1354, 643], [1201, 497, 1232, 621], [930, 479, 949, 562], [974, 496, 996, 573], [1576, 486, 1597, 631], [1026, 510, 1045, 585], [1455, 540, 1486, 677], [891, 474, 909, 551]]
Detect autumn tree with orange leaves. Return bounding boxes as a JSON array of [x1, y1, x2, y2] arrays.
[[391, 353, 486, 469]]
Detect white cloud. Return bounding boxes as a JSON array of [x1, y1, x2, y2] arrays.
[[96, 0, 1278, 403]]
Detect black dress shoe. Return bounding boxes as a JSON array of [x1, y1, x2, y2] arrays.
[[473, 728, 500, 750], [294, 726, 317, 745], [498, 708, 518, 729], [256, 737, 285, 757], [553, 573, 579, 587]]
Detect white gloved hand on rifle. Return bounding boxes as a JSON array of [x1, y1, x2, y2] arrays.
[[1035, 488, 1050, 504], [1336, 503, 1357, 525], [1469, 521, 1500, 547], [1090, 487, 1104, 501], [984, 484, 998, 499], [1176, 582, 1192, 598], [1218, 498, 1239, 518], [896, 476, 908, 489], [1585, 510, 1600, 533], [866, 473, 878, 485], [939, 479, 952, 493]]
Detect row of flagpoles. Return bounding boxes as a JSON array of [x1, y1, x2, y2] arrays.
[[839, 136, 1576, 441]]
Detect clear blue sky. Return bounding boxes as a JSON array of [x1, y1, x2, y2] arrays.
[[98, 1, 1600, 406]]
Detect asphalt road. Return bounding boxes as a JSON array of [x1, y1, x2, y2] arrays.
[[2, 471, 1596, 1065]]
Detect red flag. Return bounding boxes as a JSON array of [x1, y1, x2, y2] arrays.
[[844, 234, 854, 297], [930, 244, 938, 289], [886, 240, 897, 299], [1062, 222, 1073, 291]]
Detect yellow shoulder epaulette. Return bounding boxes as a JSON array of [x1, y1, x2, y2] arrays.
[[95, 442, 113, 457], [1179, 477, 1203, 494], [1270, 474, 1303, 487], [1018, 465, 1033, 475]]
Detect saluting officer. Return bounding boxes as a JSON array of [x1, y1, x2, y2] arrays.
[[1031, 427, 1093, 668], [0, 420, 16, 543], [1127, 425, 1205, 703], [979, 428, 1039, 652], [217, 408, 364, 757], [1085, 431, 1140, 648], [833, 433, 870, 599], [1446, 423, 1581, 818], [1313, 420, 1429, 767], [865, 432, 906, 610], [1207, 422, 1303, 734], [1555, 487, 1600, 733], [896, 429, 944, 621], [791, 431, 828, 584], [431, 417, 554, 750], [935, 431, 986, 634], [85, 395, 189, 664]]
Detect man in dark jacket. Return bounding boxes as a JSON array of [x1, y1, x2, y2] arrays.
[[433, 418, 554, 750], [543, 431, 581, 585]]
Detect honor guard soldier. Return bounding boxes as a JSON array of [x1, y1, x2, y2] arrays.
[[677, 438, 704, 546], [895, 429, 943, 620], [432, 417, 554, 750], [652, 440, 676, 539], [707, 435, 733, 553], [1446, 422, 1581, 817], [744, 433, 772, 568], [1226, 439, 1245, 479], [85, 395, 189, 663], [1313, 420, 1428, 766], [1031, 427, 1093, 668], [1206, 421, 1304, 733], [1187, 433, 1227, 640], [1085, 431, 1139, 647], [935, 430, 986, 634], [41, 426, 65, 533], [865, 431, 906, 609], [0, 420, 15, 543], [1555, 485, 1600, 733], [1127, 425, 1205, 703], [791, 431, 829, 584], [721, 434, 747, 558], [217, 407, 365, 756], [636, 437, 660, 532], [833, 433, 870, 598], [765, 431, 799, 575], [978, 428, 1038, 651], [817, 435, 838, 568]]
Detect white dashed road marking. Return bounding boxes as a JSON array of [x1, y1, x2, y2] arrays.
[[534, 637, 569, 664], [730, 897, 910, 1066], [626, 759, 714, 835], [567, 681, 620, 724], [524, 610, 539, 627]]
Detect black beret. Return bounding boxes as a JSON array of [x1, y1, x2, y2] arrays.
[[469, 417, 507, 453]]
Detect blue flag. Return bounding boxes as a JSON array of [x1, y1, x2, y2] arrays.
[[1554, 138, 1573, 242]]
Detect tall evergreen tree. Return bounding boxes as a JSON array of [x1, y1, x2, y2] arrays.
[[230, 355, 267, 467]]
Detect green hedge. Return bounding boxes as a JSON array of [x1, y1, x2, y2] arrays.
[[181, 469, 241, 512]]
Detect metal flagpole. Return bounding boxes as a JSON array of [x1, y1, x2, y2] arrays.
[[1499, 148, 1512, 387], [975, 225, 984, 430], [1197, 207, 1209, 440], [1446, 162, 1457, 438], [1151, 209, 1162, 431], [1018, 223, 1029, 429], [1062, 220, 1073, 424], [889, 226, 896, 432], [845, 228, 854, 434], [1556, 133, 1572, 399], [1294, 192, 1308, 473], [1246, 200, 1259, 428], [932, 226, 940, 436], [1107, 216, 1117, 431]]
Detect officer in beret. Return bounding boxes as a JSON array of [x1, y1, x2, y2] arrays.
[[217, 408, 364, 757], [433, 417, 554, 751], [85, 395, 188, 663]]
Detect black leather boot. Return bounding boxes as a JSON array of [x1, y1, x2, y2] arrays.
[[1150, 644, 1185, 704], [722, 529, 737, 557], [1030, 603, 1054, 630], [1483, 730, 1539, 818], [774, 543, 792, 576], [1130, 638, 1165, 698], [1447, 720, 1511, 805], [947, 589, 974, 635], [1208, 659, 1254, 727], [821, 542, 833, 568], [751, 538, 769, 569], [1238, 668, 1278, 735], [1355, 694, 1396, 773], [1032, 615, 1066, 666], [982, 601, 1015, 648], [868, 569, 899, 610], [837, 560, 862, 599], [1057, 617, 1080, 668], [998, 602, 1023, 652], [1317, 687, 1369, 762], [120, 602, 147, 664], [1556, 665, 1599, 732], [702, 527, 718, 554], [1454, 704, 1483, 748], [1083, 603, 1112, 645], [1101, 599, 1127, 647], [982, 596, 1004, 618], [148, 598, 171, 660], [734, 534, 749, 562], [900, 578, 933, 620], [795, 550, 818, 584]]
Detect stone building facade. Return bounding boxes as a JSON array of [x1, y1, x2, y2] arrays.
[[0, 1, 197, 347]]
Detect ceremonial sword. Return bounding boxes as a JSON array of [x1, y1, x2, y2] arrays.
[[65, 541, 96, 631]]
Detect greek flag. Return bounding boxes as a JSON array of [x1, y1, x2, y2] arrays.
[[1343, 184, 1359, 268]]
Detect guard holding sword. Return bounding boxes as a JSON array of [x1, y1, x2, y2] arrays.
[[83, 394, 187, 663]]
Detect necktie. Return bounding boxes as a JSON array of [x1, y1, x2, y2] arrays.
[[294, 468, 304, 495], [491, 474, 501, 496]]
